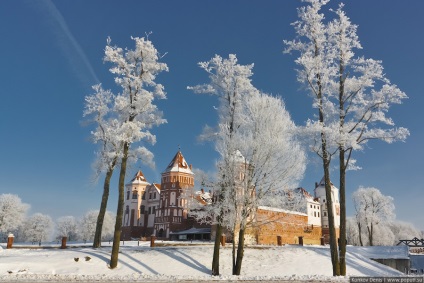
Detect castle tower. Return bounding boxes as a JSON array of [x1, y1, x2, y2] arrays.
[[154, 150, 194, 239], [123, 170, 150, 228], [314, 177, 340, 243]]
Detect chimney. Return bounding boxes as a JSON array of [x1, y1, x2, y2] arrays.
[[189, 164, 192, 170]]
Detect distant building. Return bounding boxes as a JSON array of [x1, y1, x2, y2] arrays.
[[122, 151, 209, 240], [121, 150, 340, 245]]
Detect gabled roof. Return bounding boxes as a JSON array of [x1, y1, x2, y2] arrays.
[[146, 183, 161, 192], [128, 170, 150, 185], [163, 151, 193, 175], [152, 183, 161, 191]]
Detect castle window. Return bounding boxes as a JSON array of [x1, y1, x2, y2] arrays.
[[152, 206, 156, 214], [318, 212, 320, 217], [142, 192, 146, 200], [140, 205, 145, 214], [125, 205, 129, 214], [148, 207, 152, 214], [314, 211, 316, 217], [324, 212, 327, 217], [149, 193, 152, 199], [126, 191, 130, 200], [132, 192, 138, 199], [154, 192, 156, 199]]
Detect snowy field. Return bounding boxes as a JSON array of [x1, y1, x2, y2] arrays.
[[0, 241, 409, 282]]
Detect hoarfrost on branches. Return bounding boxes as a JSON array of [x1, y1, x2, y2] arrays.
[[0, 194, 29, 235]]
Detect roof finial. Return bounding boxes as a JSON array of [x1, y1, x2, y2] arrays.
[[178, 144, 181, 152]]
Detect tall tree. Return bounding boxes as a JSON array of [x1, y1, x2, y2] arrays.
[[84, 84, 119, 248], [190, 55, 305, 275], [352, 187, 395, 246], [285, 0, 408, 275], [284, 0, 340, 275], [103, 36, 168, 269], [0, 194, 29, 235], [327, 4, 408, 273], [84, 85, 156, 248], [189, 54, 256, 275], [225, 92, 305, 275]]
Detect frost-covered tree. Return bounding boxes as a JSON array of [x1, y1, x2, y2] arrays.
[[284, 0, 340, 275], [189, 54, 305, 275], [102, 35, 167, 268], [189, 54, 255, 276], [56, 216, 78, 241], [224, 93, 305, 275], [22, 213, 53, 244], [389, 221, 420, 244], [83, 84, 155, 249], [84, 84, 118, 248], [0, 194, 29, 236], [284, 0, 408, 275], [352, 187, 395, 246], [79, 210, 115, 242]]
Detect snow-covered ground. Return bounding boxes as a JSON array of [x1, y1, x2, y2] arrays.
[[0, 241, 410, 282]]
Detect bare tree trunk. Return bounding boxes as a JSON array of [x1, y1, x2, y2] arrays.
[[317, 61, 340, 275], [232, 230, 236, 275], [367, 223, 373, 246], [211, 223, 222, 276], [234, 227, 245, 275], [339, 149, 347, 275], [357, 221, 363, 246], [109, 143, 129, 269], [323, 162, 340, 276], [93, 159, 116, 248]]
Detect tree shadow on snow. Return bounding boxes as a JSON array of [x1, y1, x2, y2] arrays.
[[153, 247, 210, 275], [82, 249, 159, 274]]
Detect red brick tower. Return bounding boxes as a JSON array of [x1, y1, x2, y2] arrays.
[[154, 151, 194, 239]]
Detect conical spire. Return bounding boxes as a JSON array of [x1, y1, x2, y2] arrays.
[[128, 170, 149, 185], [163, 151, 193, 174]]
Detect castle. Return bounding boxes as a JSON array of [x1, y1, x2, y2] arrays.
[[121, 150, 340, 245]]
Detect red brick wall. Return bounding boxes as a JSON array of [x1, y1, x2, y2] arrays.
[[248, 208, 322, 245]]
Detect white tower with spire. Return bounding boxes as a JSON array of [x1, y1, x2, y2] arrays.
[[314, 177, 340, 241]]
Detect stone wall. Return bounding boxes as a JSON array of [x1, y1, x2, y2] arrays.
[[248, 208, 322, 245]]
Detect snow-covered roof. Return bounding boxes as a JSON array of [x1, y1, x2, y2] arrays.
[[163, 151, 193, 175], [258, 206, 308, 217], [127, 170, 150, 186], [194, 190, 212, 205], [347, 246, 409, 260], [317, 177, 335, 188], [147, 183, 161, 192], [169, 227, 211, 235], [294, 187, 319, 203]]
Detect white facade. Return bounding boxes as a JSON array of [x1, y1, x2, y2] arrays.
[[123, 171, 149, 227], [313, 178, 340, 229]]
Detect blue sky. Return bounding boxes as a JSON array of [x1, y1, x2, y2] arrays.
[[1, 1, 423, 231]]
